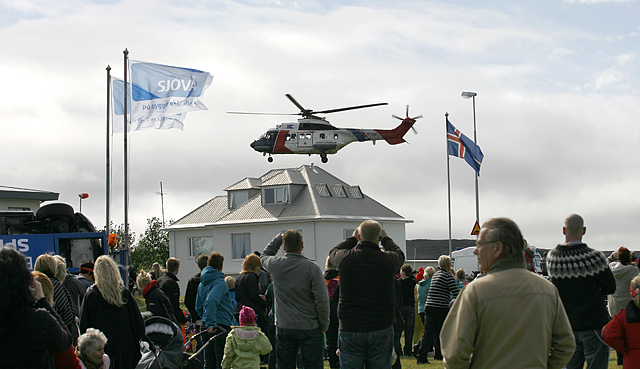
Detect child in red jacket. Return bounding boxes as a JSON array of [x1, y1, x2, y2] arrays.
[[603, 275, 640, 369]]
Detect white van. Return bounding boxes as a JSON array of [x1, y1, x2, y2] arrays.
[[451, 246, 479, 276]]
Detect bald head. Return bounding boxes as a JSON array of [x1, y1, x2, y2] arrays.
[[563, 214, 586, 242], [359, 220, 382, 243]]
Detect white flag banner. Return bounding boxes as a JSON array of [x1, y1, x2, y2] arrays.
[[129, 60, 213, 121], [111, 77, 185, 133]]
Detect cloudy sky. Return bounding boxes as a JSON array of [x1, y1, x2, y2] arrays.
[[1, 0, 638, 252]]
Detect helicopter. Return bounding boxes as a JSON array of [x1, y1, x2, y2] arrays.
[[230, 94, 421, 163]]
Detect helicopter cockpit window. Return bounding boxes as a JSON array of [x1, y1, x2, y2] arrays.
[[291, 133, 296, 140], [334, 133, 339, 139], [319, 133, 326, 139]]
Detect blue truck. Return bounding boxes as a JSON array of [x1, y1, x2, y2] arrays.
[[0, 203, 130, 281]]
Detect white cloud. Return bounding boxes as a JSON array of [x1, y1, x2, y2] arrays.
[[0, 0, 638, 251]]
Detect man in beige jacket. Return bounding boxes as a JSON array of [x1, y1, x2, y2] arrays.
[[441, 217, 576, 368]]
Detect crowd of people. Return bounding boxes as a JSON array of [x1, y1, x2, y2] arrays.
[[3, 214, 640, 369]]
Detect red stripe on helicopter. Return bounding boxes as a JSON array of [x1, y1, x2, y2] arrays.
[[273, 131, 294, 154]]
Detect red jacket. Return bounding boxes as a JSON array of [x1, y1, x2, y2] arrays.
[[603, 301, 640, 369]]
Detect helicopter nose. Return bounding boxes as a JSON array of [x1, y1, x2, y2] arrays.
[[251, 139, 270, 153]]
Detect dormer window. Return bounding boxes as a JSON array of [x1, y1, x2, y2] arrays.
[[264, 186, 289, 204], [331, 185, 347, 198], [230, 191, 249, 209]]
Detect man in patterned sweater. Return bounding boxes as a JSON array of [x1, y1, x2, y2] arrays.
[[547, 213, 616, 369]]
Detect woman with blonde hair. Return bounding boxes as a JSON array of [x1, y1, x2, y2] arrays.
[[234, 254, 268, 335], [80, 255, 144, 369], [32, 271, 55, 306], [35, 253, 79, 342]]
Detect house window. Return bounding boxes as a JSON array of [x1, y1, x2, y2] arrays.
[[344, 229, 356, 240], [331, 185, 347, 198], [231, 191, 249, 208], [188, 236, 214, 258], [264, 186, 289, 204], [232, 233, 251, 259], [348, 186, 363, 198], [315, 184, 331, 197]]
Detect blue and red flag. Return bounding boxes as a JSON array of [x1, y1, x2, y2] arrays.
[[447, 119, 484, 174]]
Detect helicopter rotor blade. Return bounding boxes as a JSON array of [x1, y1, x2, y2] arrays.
[[314, 102, 388, 115], [412, 115, 423, 120], [411, 126, 418, 134], [392, 114, 404, 120], [227, 111, 299, 116], [285, 94, 307, 113], [406, 105, 409, 117]]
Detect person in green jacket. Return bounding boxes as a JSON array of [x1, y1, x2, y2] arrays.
[[222, 306, 272, 369]]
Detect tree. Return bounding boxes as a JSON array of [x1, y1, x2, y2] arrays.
[[107, 221, 136, 250], [131, 217, 170, 272]]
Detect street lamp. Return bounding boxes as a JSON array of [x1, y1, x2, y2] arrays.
[[78, 193, 89, 213], [461, 91, 479, 234]]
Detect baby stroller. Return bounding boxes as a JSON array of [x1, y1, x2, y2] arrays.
[[136, 315, 184, 369], [182, 327, 228, 369]]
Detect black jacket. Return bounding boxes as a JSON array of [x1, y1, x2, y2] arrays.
[[144, 281, 177, 324], [0, 298, 72, 369], [80, 285, 145, 369], [184, 272, 202, 321], [234, 272, 267, 316], [329, 236, 405, 332], [157, 272, 188, 324]]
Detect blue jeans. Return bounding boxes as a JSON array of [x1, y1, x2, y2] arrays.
[[339, 326, 394, 369], [565, 329, 609, 369], [275, 327, 324, 369]]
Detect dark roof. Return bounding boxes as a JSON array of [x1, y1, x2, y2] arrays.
[[0, 186, 59, 201]]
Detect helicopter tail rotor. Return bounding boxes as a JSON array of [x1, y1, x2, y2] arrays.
[[393, 105, 421, 134]]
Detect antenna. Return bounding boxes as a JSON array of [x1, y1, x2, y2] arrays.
[[156, 182, 166, 227]]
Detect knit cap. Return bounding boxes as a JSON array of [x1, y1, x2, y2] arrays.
[[239, 306, 256, 326]]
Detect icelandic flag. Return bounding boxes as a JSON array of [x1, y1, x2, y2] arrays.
[[111, 78, 185, 132], [447, 119, 484, 174], [129, 60, 213, 120]]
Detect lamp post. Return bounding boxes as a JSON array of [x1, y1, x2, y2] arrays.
[[78, 193, 89, 213], [461, 91, 479, 233]]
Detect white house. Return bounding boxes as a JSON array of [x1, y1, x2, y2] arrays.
[[0, 186, 59, 211], [165, 164, 412, 295]]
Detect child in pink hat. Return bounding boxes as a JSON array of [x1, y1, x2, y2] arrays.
[[221, 306, 272, 369]]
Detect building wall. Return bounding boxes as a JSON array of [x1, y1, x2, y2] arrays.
[[170, 219, 407, 296], [0, 199, 41, 211]]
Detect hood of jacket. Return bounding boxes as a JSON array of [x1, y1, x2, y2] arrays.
[[418, 278, 430, 286], [609, 262, 639, 280], [200, 266, 224, 286], [230, 325, 262, 350]]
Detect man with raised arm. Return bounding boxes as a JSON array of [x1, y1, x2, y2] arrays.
[[261, 230, 329, 369], [328, 220, 405, 369]]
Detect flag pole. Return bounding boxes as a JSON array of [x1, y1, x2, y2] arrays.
[[123, 49, 130, 252], [106, 65, 111, 234], [446, 112, 452, 255]]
